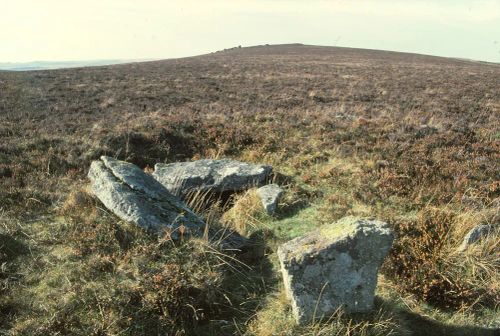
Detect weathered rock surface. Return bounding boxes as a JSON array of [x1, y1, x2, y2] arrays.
[[88, 156, 206, 239], [277, 217, 394, 324], [153, 159, 272, 197], [88, 156, 247, 249], [458, 225, 493, 251], [257, 184, 284, 215]]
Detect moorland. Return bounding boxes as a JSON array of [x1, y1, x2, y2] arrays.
[[0, 44, 498, 335]]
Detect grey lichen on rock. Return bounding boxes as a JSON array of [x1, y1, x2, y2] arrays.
[[88, 156, 207, 239], [153, 159, 272, 197], [257, 184, 284, 215], [277, 216, 394, 325], [100, 156, 174, 201]]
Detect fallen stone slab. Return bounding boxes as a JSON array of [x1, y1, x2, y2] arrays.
[[153, 159, 272, 197], [458, 224, 493, 252], [257, 184, 284, 215], [88, 156, 206, 239], [277, 217, 394, 325]]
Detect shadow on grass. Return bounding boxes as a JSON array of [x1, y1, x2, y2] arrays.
[[0, 233, 28, 261], [372, 297, 499, 336], [398, 309, 498, 336], [0, 234, 29, 330], [196, 231, 279, 335], [277, 198, 310, 220]]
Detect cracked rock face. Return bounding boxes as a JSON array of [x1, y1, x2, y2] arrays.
[[88, 156, 206, 239], [152, 159, 272, 197], [277, 217, 394, 325], [257, 184, 284, 215]]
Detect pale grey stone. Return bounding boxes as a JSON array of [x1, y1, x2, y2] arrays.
[[458, 225, 493, 252], [153, 159, 272, 197], [100, 156, 172, 201], [257, 184, 284, 215], [277, 217, 394, 325], [88, 156, 205, 238], [88, 156, 247, 248]]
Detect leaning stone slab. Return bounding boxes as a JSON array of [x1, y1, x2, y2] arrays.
[[88, 156, 206, 239], [277, 217, 394, 325], [458, 225, 493, 252], [153, 159, 272, 197], [257, 184, 284, 215], [88, 156, 247, 249]]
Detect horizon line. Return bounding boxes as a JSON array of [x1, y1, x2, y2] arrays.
[[1, 43, 498, 70]]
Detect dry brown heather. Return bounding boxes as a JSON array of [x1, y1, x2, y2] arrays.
[[0, 44, 499, 335]]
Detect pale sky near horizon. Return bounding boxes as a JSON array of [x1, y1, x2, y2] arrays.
[[1, 0, 499, 63]]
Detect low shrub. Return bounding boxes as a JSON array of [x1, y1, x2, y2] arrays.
[[382, 207, 496, 309]]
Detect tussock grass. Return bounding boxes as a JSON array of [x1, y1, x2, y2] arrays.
[[221, 189, 269, 235], [1, 196, 276, 335]]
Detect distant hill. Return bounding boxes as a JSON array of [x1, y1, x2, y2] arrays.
[[0, 59, 155, 71], [2, 44, 497, 71]]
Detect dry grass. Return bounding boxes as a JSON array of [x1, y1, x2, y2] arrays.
[[221, 188, 268, 235], [247, 289, 411, 336], [2, 196, 273, 335]]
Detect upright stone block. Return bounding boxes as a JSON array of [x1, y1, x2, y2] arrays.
[[277, 217, 393, 324]]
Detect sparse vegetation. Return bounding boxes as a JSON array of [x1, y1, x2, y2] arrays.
[[0, 45, 499, 335]]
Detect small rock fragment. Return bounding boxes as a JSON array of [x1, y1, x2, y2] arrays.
[[458, 225, 493, 251], [277, 217, 393, 324], [257, 184, 284, 215], [415, 124, 438, 138], [374, 160, 389, 170]]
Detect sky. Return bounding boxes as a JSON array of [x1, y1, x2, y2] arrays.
[[1, 0, 499, 63]]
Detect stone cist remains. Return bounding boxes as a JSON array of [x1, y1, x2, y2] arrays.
[[87, 156, 247, 248], [88, 156, 205, 238], [277, 217, 394, 324]]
